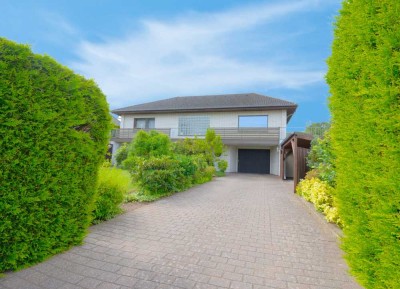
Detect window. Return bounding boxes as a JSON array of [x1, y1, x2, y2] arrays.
[[134, 118, 155, 129], [178, 116, 210, 136], [238, 115, 268, 128]]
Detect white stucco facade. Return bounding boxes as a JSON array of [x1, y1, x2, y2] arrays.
[[121, 110, 284, 130], [113, 109, 288, 175]]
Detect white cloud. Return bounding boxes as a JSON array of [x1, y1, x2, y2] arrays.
[[71, 0, 330, 108], [39, 11, 80, 45]]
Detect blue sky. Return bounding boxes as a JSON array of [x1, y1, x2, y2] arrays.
[[1, 0, 341, 129]]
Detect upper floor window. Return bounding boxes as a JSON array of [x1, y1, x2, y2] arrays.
[[238, 115, 268, 128], [178, 116, 210, 136], [134, 118, 155, 129]]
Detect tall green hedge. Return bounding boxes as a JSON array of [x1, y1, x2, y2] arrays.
[[326, 1, 400, 288], [0, 38, 111, 271]]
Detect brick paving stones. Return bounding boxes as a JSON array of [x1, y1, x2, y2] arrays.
[[0, 174, 363, 289]]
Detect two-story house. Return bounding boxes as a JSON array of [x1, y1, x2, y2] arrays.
[[111, 93, 297, 175]]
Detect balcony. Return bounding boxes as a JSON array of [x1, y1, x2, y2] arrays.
[[111, 127, 282, 146], [212, 127, 281, 146], [111, 128, 171, 142]]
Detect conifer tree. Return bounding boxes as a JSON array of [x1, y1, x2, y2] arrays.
[[327, 1, 400, 288]]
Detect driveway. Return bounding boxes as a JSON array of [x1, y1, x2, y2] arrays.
[[1, 174, 362, 289]]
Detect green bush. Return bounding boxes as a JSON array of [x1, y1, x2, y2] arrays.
[[176, 155, 197, 182], [173, 137, 208, 156], [203, 166, 216, 181], [205, 128, 224, 159], [307, 131, 335, 186], [122, 131, 219, 197], [128, 130, 170, 158], [194, 165, 215, 184], [0, 38, 110, 272], [173, 129, 225, 166], [115, 143, 129, 167], [93, 164, 131, 223], [297, 130, 340, 225], [217, 159, 228, 173], [190, 155, 210, 184], [327, 1, 400, 288], [131, 156, 186, 195]]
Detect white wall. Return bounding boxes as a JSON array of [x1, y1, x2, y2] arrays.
[[119, 110, 287, 175], [269, 146, 279, 176], [120, 110, 287, 130], [280, 110, 287, 142], [110, 141, 120, 165], [219, 146, 238, 173]]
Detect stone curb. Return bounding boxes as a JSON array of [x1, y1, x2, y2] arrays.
[[294, 194, 343, 239]]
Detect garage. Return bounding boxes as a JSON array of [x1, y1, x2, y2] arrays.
[[238, 149, 270, 174]]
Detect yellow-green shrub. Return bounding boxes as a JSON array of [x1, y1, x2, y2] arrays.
[[92, 164, 131, 223], [327, 1, 400, 287], [296, 176, 341, 226]]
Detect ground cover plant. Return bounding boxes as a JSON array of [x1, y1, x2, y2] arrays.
[[326, 1, 400, 288], [0, 38, 110, 272]]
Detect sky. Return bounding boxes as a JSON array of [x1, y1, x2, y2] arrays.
[[1, 0, 342, 130]]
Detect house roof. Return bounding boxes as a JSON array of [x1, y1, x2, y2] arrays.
[[112, 93, 297, 121], [281, 132, 313, 149]]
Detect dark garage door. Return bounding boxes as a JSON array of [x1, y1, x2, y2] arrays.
[[238, 149, 270, 174]]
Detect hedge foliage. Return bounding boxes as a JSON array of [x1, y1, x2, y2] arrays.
[[0, 38, 111, 271], [92, 163, 131, 223], [326, 1, 400, 288]]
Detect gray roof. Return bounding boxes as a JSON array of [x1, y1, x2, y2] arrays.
[[112, 93, 297, 118]]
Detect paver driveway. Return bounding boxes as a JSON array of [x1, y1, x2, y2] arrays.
[[1, 174, 362, 289]]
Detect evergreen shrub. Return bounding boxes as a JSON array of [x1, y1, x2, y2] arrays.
[[217, 159, 228, 173], [115, 143, 129, 168], [128, 130, 170, 158], [93, 163, 131, 223], [0, 38, 110, 271], [131, 156, 186, 195], [326, 1, 400, 287]]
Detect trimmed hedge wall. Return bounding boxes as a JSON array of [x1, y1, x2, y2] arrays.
[[326, 1, 400, 288], [0, 38, 111, 271]]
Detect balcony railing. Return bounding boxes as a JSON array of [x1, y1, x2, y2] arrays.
[[212, 127, 280, 145], [111, 128, 171, 140], [111, 127, 282, 146]]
